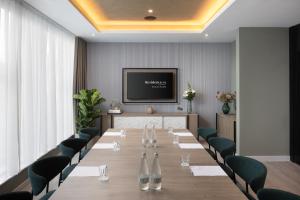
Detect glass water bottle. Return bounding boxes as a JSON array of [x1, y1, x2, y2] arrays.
[[139, 152, 150, 191], [150, 152, 162, 190]]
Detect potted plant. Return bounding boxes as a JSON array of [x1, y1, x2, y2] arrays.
[[183, 83, 196, 113], [216, 91, 236, 114], [73, 89, 105, 132]]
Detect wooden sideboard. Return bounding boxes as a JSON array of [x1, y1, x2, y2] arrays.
[[216, 113, 236, 142], [100, 112, 199, 138]]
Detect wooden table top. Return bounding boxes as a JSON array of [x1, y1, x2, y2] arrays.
[[50, 129, 246, 200]]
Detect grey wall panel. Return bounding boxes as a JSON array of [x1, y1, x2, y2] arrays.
[[87, 43, 233, 128], [237, 28, 289, 156]]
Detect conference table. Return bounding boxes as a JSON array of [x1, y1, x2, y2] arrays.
[[50, 129, 247, 200]]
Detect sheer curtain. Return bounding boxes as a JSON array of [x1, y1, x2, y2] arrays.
[[0, 0, 21, 184], [0, 0, 75, 182]]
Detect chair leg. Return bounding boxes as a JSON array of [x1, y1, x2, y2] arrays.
[[46, 183, 49, 193], [233, 172, 236, 184], [246, 182, 249, 193], [79, 151, 81, 162], [58, 172, 62, 186], [214, 150, 218, 161]]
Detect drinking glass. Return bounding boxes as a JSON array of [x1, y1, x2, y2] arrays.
[[173, 134, 179, 144], [180, 154, 190, 167], [98, 165, 109, 181], [167, 127, 173, 134], [113, 140, 120, 151], [120, 129, 126, 138]]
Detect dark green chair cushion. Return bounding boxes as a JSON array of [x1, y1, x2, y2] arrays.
[[0, 191, 32, 200], [225, 155, 267, 193], [61, 164, 77, 181], [197, 128, 217, 141], [208, 137, 236, 159], [59, 138, 87, 160], [40, 190, 55, 200], [257, 188, 300, 200], [28, 156, 70, 196]]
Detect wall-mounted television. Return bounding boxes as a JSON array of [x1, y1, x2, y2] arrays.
[[122, 68, 178, 103]]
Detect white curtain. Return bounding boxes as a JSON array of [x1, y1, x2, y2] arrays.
[[0, 0, 75, 182], [0, 0, 21, 184]]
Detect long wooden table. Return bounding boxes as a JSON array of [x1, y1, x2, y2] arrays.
[[50, 129, 247, 200]]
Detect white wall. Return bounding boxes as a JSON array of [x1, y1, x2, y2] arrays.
[[236, 28, 289, 156], [87, 43, 234, 128]]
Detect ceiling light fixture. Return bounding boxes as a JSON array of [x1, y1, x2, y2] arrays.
[[144, 15, 157, 21], [204, 33, 209, 37], [148, 9, 153, 13]]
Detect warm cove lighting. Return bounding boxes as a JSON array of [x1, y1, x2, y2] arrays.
[[69, 0, 234, 32]]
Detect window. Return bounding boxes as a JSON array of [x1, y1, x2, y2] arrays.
[[0, 0, 75, 183]]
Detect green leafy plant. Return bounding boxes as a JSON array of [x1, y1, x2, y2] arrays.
[[73, 89, 105, 131]]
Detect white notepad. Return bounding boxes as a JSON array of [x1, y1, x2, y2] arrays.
[[103, 131, 122, 136], [69, 166, 99, 177], [92, 143, 114, 149], [173, 132, 193, 137], [178, 143, 204, 149], [190, 166, 227, 176]]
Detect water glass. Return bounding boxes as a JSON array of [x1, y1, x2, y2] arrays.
[[98, 165, 109, 181], [173, 134, 179, 144], [120, 129, 126, 138], [167, 127, 173, 135], [113, 140, 121, 151], [180, 154, 190, 167]]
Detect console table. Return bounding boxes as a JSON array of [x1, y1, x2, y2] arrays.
[[100, 112, 199, 137]]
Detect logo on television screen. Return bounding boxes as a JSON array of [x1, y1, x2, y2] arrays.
[[145, 80, 167, 88]]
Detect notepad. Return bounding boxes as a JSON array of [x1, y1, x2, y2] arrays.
[[173, 132, 193, 137], [178, 143, 204, 149], [190, 166, 227, 176], [69, 166, 99, 177], [103, 131, 122, 136], [92, 143, 114, 149]]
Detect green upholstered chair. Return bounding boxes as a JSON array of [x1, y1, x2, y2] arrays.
[[257, 188, 300, 200], [0, 191, 32, 200], [79, 127, 99, 142], [59, 138, 87, 162], [225, 155, 267, 197], [28, 156, 70, 200], [207, 137, 236, 164], [59, 138, 87, 181], [197, 128, 217, 149]]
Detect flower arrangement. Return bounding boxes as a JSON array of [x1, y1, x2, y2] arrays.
[[216, 91, 236, 114], [216, 91, 236, 103], [183, 83, 196, 101], [183, 83, 196, 113]]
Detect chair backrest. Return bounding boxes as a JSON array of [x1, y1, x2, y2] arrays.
[[79, 128, 99, 141], [28, 155, 70, 195], [197, 128, 217, 141], [0, 191, 32, 200], [59, 138, 87, 159], [225, 155, 267, 193], [208, 137, 236, 158], [257, 188, 300, 200]]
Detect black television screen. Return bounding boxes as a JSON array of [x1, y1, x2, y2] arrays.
[[123, 68, 178, 103]]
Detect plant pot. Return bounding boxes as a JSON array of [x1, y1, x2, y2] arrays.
[[222, 102, 230, 114]]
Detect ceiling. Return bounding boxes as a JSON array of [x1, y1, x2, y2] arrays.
[[69, 0, 233, 31], [24, 0, 300, 43]]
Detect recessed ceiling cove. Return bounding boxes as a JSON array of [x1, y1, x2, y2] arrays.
[[69, 0, 235, 32]]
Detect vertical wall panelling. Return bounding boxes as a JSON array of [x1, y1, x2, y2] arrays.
[[87, 43, 233, 128]]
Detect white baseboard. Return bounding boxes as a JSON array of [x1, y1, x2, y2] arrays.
[[247, 156, 290, 162]]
